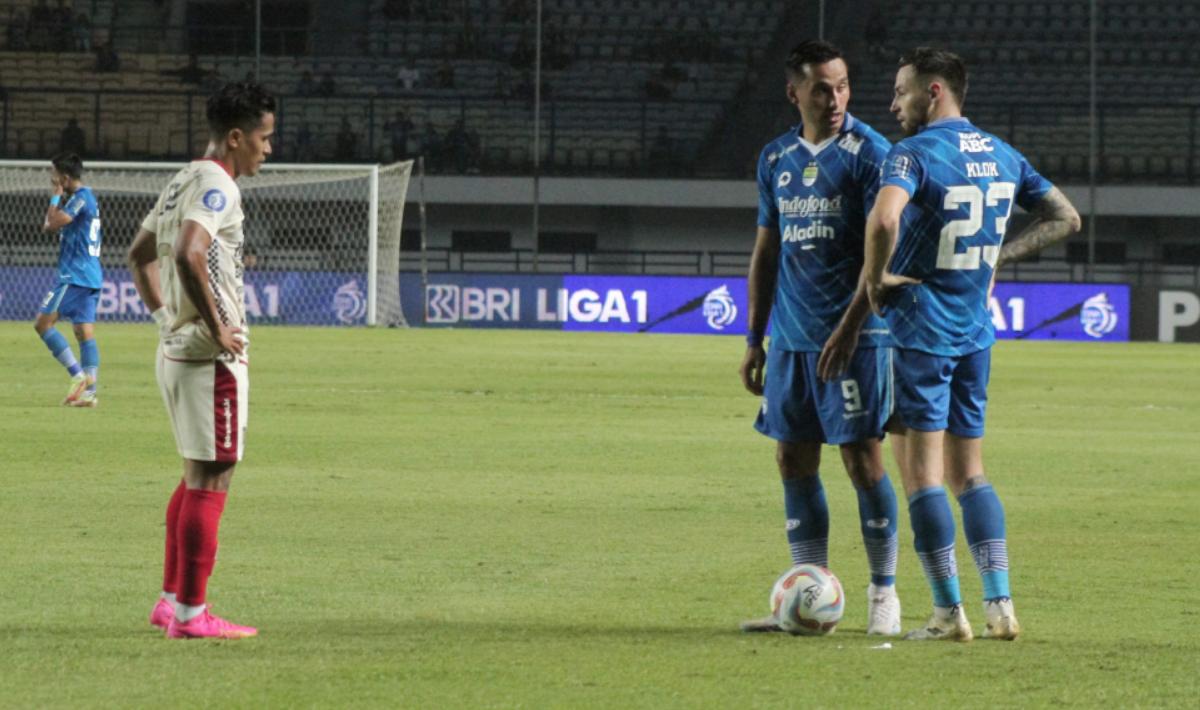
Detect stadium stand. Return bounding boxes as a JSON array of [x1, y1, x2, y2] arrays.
[[0, 0, 1197, 184]]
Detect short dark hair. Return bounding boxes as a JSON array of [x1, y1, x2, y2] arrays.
[[206, 81, 276, 137], [785, 39, 843, 80], [51, 152, 83, 180], [899, 47, 968, 104]]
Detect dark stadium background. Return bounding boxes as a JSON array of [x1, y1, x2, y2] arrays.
[[2, 0, 1197, 340]]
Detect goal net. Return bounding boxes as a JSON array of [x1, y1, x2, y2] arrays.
[[0, 160, 412, 327]]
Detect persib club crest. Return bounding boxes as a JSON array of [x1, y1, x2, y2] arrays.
[[703, 285, 738, 331], [1079, 292, 1117, 338], [333, 279, 367, 324], [802, 161, 819, 187]]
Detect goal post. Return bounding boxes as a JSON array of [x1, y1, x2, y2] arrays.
[[0, 159, 413, 327]]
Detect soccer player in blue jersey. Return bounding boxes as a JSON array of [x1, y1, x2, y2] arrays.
[[34, 152, 103, 407], [864, 48, 1081, 641], [738, 40, 903, 635]]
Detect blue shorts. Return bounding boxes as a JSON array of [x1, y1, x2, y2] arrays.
[[754, 347, 893, 445], [40, 282, 100, 323], [893, 347, 991, 438]]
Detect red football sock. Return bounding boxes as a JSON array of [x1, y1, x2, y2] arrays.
[[162, 479, 186, 594], [175, 489, 228, 607]]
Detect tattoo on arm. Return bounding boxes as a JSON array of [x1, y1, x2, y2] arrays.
[[998, 187, 1082, 267]]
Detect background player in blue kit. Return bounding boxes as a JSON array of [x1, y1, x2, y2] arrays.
[[864, 48, 1081, 641], [34, 152, 104, 407], [738, 40, 903, 635]]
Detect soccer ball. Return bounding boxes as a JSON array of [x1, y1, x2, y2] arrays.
[[770, 564, 845, 635]]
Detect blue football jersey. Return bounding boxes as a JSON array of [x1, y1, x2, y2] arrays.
[[756, 114, 892, 352], [56, 186, 103, 289], [880, 117, 1052, 356]]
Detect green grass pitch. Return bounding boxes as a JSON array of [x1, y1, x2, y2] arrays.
[[1, 322, 1197, 707]]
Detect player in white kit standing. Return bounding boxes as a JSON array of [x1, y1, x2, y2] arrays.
[[127, 82, 274, 639]]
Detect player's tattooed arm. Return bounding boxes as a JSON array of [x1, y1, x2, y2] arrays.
[[740, 226, 779, 395], [997, 187, 1081, 267]]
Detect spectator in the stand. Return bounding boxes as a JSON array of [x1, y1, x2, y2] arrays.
[[294, 122, 315, 162], [865, 8, 889, 63], [543, 21, 570, 70], [295, 69, 317, 96], [504, 0, 532, 23], [7, 11, 29, 50], [317, 71, 337, 97], [161, 54, 213, 85], [435, 60, 455, 89], [458, 16, 479, 58], [382, 0, 411, 21], [647, 125, 673, 175], [396, 62, 420, 91], [510, 32, 534, 70], [72, 12, 92, 51], [335, 118, 357, 161], [385, 110, 414, 161], [644, 75, 671, 100], [514, 71, 550, 101], [444, 119, 472, 174], [93, 42, 120, 72], [494, 66, 514, 98], [53, 0, 73, 51], [60, 117, 87, 156], [29, 0, 53, 50], [419, 121, 441, 170]]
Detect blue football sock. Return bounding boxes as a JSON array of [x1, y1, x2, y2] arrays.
[[959, 483, 1011, 601], [42, 329, 82, 377], [856, 473, 898, 587], [79, 338, 99, 392], [909, 486, 962, 608], [782, 475, 829, 567]]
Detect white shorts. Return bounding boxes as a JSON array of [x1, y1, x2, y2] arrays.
[[155, 323, 249, 462]]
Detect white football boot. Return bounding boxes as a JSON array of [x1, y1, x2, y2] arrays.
[[63, 372, 88, 405], [69, 389, 98, 408], [904, 604, 973, 642], [982, 598, 1020, 640], [865, 583, 901, 636]]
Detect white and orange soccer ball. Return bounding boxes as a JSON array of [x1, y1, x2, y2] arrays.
[[770, 564, 845, 635]]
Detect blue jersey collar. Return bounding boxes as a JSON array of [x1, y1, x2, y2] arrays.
[[792, 113, 858, 153], [920, 116, 972, 133]]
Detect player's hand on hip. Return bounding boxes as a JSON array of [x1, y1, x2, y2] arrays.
[[817, 326, 859, 382], [740, 345, 766, 396], [215, 326, 245, 356], [867, 273, 921, 316]]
